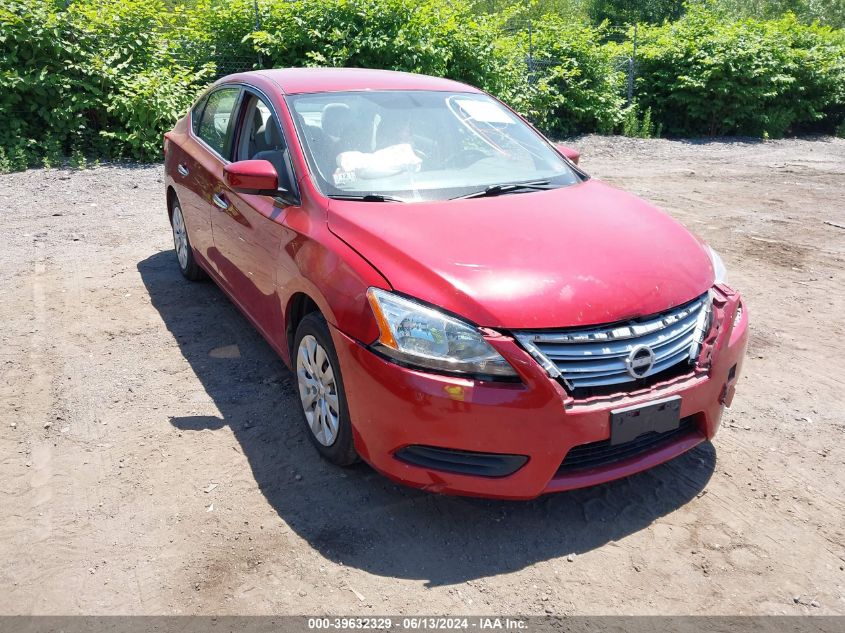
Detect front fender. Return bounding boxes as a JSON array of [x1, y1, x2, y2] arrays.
[[277, 208, 389, 365]]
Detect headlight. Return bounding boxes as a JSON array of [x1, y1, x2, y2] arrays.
[[366, 288, 518, 378], [708, 246, 727, 284]]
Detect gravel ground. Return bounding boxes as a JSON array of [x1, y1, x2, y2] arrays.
[[1, 136, 844, 615]]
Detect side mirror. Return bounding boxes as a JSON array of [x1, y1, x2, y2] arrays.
[[224, 160, 279, 196], [555, 143, 580, 165]]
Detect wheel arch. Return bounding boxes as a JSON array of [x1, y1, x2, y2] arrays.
[[285, 291, 322, 360], [166, 186, 178, 221]]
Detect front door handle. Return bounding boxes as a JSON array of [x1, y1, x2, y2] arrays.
[[212, 192, 229, 210], [177, 164, 189, 177]]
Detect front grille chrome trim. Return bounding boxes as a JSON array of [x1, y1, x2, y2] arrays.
[[514, 293, 711, 392]]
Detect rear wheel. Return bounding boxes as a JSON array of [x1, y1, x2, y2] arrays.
[[294, 313, 358, 466], [170, 199, 205, 281]]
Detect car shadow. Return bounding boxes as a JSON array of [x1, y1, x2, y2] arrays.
[[138, 249, 716, 587]]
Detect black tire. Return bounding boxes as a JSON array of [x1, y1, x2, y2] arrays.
[[293, 312, 358, 466], [170, 198, 206, 281]]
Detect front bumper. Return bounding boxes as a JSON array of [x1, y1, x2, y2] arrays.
[[331, 287, 748, 500]]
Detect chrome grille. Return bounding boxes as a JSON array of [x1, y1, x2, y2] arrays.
[[514, 293, 711, 391]]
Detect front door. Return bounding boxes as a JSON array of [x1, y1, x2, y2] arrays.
[[210, 91, 298, 350]]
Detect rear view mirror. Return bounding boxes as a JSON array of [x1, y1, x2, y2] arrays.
[[224, 160, 279, 195], [555, 143, 581, 165]]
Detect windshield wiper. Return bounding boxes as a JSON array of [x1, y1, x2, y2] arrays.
[[328, 193, 404, 202], [453, 180, 553, 200]]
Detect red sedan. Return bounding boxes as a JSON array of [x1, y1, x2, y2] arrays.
[[163, 68, 748, 500]]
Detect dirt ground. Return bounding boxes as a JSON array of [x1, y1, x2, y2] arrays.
[[1, 136, 844, 616]]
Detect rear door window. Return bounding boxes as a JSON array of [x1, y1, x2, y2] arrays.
[[196, 87, 240, 158], [190, 93, 210, 135]]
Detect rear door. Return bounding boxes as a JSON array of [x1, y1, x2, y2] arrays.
[[176, 86, 242, 273]]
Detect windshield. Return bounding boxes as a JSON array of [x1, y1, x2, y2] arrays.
[[286, 90, 582, 202]]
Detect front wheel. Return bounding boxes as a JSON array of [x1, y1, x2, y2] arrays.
[[294, 313, 358, 466], [170, 200, 205, 281]]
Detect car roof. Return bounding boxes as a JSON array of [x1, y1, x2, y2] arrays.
[[222, 67, 482, 95]]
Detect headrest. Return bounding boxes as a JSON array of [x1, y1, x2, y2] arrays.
[[321, 103, 351, 140], [264, 119, 283, 149]]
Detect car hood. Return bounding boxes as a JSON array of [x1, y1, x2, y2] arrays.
[[327, 179, 714, 329]]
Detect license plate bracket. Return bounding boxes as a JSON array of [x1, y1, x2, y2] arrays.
[[610, 396, 682, 446]]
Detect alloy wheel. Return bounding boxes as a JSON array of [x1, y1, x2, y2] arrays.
[[296, 334, 340, 446], [171, 205, 189, 271]]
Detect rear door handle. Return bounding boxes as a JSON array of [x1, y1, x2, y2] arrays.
[[212, 193, 229, 210], [177, 164, 189, 177]]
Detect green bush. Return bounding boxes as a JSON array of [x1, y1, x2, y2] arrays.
[[187, 0, 619, 135], [244, 0, 508, 91], [185, 0, 509, 89], [101, 64, 213, 160], [707, 0, 845, 30], [185, 0, 262, 69], [0, 0, 208, 164], [497, 16, 626, 135], [0, 1, 94, 164], [631, 7, 845, 137], [587, 0, 685, 25], [0, 0, 844, 171], [621, 102, 660, 137]]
